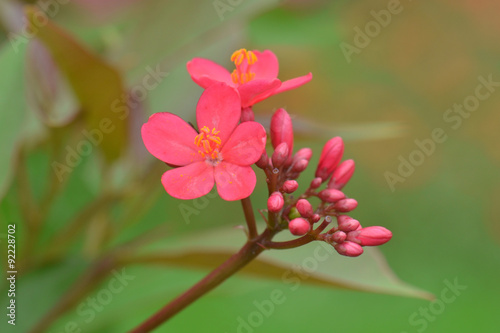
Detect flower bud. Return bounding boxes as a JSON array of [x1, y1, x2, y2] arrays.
[[311, 214, 321, 223], [337, 215, 360, 232], [255, 152, 269, 169], [333, 198, 358, 212], [331, 231, 347, 243], [288, 207, 301, 220], [292, 159, 308, 173], [310, 177, 322, 189], [267, 192, 284, 213], [315, 137, 344, 181], [328, 159, 355, 190], [334, 241, 363, 257], [288, 218, 311, 236], [272, 142, 289, 168], [270, 108, 293, 158], [347, 226, 392, 246], [294, 147, 313, 162], [281, 180, 298, 193], [318, 189, 346, 203], [241, 107, 255, 122], [296, 199, 313, 218]]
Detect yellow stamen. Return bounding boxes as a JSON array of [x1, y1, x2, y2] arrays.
[[230, 48, 259, 85], [194, 126, 222, 161]]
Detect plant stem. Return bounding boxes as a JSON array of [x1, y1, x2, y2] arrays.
[[263, 234, 316, 249], [263, 219, 331, 250], [129, 228, 275, 333], [241, 197, 258, 239]]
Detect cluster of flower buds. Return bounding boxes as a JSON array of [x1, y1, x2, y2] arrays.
[[261, 108, 392, 257], [321, 216, 392, 257]]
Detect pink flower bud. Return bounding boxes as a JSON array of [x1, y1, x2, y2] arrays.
[[294, 147, 313, 162], [347, 226, 392, 246], [272, 142, 289, 168], [255, 152, 269, 169], [296, 199, 313, 218], [318, 189, 346, 203], [241, 107, 255, 122], [281, 180, 299, 193], [337, 215, 360, 232], [334, 241, 363, 257], [270, 108, 293, 158], [315, 137, 344, 181], [292, 159, 308, 173], [267, 192, 284, 213], [328, 159, 355, 190], [311, 214, 321, 223], [289, 218, 311, 236], [310, 177, 322, 189], [333, 198, 358, 212], [331, 231, 347, 243]]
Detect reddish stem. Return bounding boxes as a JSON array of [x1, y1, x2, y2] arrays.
[[263, 219, 331, 250], [241, 197, 258, 240], [129, 229, 275, 332]]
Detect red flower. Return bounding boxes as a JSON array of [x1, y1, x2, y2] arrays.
[[141, 83, 266, 201], [187, 49, 312, 108]]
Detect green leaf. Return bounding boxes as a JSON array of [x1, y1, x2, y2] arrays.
[[25, 6, 128, 161], [0, 42, 26, 199], [126, 225, 434, 300]]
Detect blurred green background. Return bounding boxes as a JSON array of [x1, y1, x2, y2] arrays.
[[1, 0, 499, 332]]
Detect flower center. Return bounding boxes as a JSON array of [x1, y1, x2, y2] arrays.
[[194, 126, 222, 163], [230, 48, 258, 85]]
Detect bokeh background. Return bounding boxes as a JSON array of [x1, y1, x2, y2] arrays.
[[1, 0, 499, 332]]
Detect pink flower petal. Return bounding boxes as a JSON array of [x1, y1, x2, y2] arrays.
[[222, 122, 266, 166], [161, 162, 214, 199], [196, 83, 241, 144], [238, 78, 281, 107], [250, 73, 312, 105], [272, 72, 313, 95], [251, 50, 279, 79], [186, 58, 233, 88], [214, 162, 256, 201], [142, 112, 202, 166]]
